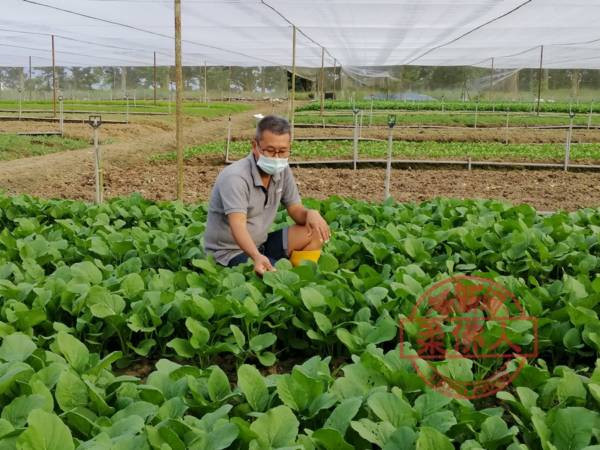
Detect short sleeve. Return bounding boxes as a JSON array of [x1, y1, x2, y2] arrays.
[[281, 168, 301, 207], [220, 174, 250, 215]]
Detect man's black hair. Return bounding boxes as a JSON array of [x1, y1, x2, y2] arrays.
[[255, 115, 291, 141]]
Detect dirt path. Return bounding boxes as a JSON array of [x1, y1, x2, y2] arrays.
[[2, 104, 600, 211], [0, 102, 281, 200], [94, 155, 600, 211]]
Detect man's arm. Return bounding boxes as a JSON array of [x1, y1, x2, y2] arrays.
[[287, 204, 331, 242], [228, 212, 274, 275]]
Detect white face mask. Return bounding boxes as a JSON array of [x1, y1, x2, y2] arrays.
[[256, 154, 288, 175]]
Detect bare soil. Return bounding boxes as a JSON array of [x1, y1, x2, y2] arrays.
[[1, 105, 600, 212], [297, 126, 600, 144]]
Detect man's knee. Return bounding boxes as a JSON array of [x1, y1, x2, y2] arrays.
[[288, 224, 322, 252], [301, 225, 323, 251]]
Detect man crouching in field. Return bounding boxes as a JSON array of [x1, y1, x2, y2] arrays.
[[204, 115, 330, 275]]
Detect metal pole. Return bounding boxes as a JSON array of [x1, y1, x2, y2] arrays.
[[369, 97, 374, 127], [384, 124, 394, 199], [474, 101, 479, 129], [126, 95, 129, 123], [353, 110, 359, 170], [536, 45, 544, 116], [359, 110, 364, 138], [52, 35, 57, 117], [94, 127, 103, 204], [59, 97, 64, 135], [175, 0, 184, 200], [18, 89, 22, 120], [204, 61, 208, 103], [320, 47, 325, 117], [225, 115, 232, 162], [505, 111, 509, 145], [291, 26, 297, 141], [588, 101, 593, 129], [153, 51, 157, 105], [564, 113, 574, 171]]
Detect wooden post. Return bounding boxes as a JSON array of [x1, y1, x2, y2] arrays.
[[174, 0, 184, 200], [489, 57, 494, 101], [121, 66, 127, 99], [28, 56, 32, 101], [153, 51, 157, 105], [204, 61, 208, 103], [52, 35, 57, 117], [320, 47, 325, 117], [536, 45, 544, 116], [228, 66, 232, 102], [564, 114, 574, 171], [290, 25, 297, 141]]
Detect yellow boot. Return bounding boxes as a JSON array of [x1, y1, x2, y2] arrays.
[[290, 250, 321, 267]]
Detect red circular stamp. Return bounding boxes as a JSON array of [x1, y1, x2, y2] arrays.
[[399, 275, 538, 399]]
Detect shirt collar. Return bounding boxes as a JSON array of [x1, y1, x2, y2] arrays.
[[247, 153, 281, 187]]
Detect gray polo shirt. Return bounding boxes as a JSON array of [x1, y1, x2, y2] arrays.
[[204, 154, 301, 265]]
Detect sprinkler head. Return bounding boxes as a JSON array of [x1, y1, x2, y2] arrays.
[[388, 114, 397, 128], [88, 115, 102, 129], [58, 95, 63, 102], [353, 107, 360, 116], [569, 111, 576, 119]]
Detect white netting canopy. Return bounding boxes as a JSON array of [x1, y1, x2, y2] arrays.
[[2, 0, 600, 69]]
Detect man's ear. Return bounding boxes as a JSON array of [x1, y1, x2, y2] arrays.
[[251, 138, 260, 158]]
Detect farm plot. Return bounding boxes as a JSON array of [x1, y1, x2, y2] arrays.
[[0, 134, 89, 161], [151, 139, 600, 163], [1, 193, 600, 448], [297, 100, 597, 114]]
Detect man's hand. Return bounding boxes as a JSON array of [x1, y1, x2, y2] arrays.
[[253, 254, 275, 276], [306, 209, 330, 243]]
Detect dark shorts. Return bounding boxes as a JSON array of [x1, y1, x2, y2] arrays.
[[227, 228, 289, 267]]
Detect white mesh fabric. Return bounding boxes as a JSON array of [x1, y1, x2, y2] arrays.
[[2, 0, 600, 69]]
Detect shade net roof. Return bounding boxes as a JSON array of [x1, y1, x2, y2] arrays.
[[2, 0, 600, 69]]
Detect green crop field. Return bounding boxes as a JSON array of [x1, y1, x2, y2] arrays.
[[294, 112, 595, 128], [1, 193, 600, 448], [152, 139, 600, 163], [297, 99, 597, 115], [0, 100, 251, 118], [0, 134, 89, 161]]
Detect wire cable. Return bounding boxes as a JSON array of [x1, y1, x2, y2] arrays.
[[404, 0, 533, 66], [260, 0, 339, 66], [22, 0, 283, 66]]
